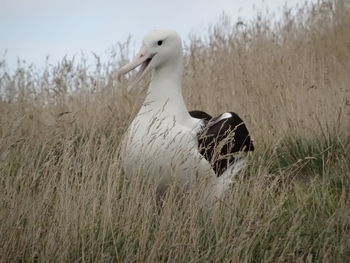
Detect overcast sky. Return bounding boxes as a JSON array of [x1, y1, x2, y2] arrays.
[[0, 0, 313, 70]]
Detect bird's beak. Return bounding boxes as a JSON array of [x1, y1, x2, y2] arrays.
[[117, 46, 153, 85]]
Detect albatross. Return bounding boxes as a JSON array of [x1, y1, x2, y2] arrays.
[[117, 29, 254, 201]]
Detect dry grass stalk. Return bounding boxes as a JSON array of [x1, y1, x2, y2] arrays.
[[1, 0, 350, 262]]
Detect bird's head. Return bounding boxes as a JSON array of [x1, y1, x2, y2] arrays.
[[117, 29, 183, 84]]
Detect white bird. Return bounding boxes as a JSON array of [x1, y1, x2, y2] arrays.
[[117, 29, 254, 202]]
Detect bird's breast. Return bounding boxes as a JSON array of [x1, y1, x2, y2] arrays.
[[120, 112, 207, 183]]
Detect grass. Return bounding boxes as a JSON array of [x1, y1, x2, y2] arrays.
[[1, 0, 350, 262]]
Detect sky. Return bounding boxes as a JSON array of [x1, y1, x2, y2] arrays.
[[0, 0, 313, 70]]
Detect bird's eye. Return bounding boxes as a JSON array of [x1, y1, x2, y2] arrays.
[[157, 40, 163, 46]]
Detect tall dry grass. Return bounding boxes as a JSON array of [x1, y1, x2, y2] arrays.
[[1, 0, 350, 262]]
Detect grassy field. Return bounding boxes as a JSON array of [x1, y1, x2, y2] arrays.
[[1, 0, 350, 262]]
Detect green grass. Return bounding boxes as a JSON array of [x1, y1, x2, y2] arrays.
[[270, 133, 349, 175]]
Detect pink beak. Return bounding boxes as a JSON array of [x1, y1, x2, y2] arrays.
[[117, 46, 153, 84]]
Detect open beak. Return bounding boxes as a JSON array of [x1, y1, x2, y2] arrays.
[[117, 46, 154, 85]]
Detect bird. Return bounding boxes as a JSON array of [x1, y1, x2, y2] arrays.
[[117, 29, 254, 202]]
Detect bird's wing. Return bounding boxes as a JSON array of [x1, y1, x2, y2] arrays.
[[190, 111, 254, 176], [189, 110, 212, 121]]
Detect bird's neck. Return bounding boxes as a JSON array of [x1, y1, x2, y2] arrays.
[[142, 63, 192, 125]]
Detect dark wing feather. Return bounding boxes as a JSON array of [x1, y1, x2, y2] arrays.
[[189, 111, 254, 176], [188, 110, 212, 121]]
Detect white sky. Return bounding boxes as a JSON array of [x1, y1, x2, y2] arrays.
[[0, 0, 312, 70]]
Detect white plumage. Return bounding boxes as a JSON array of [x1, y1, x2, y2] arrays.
[[117, 29, 254, 202]]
